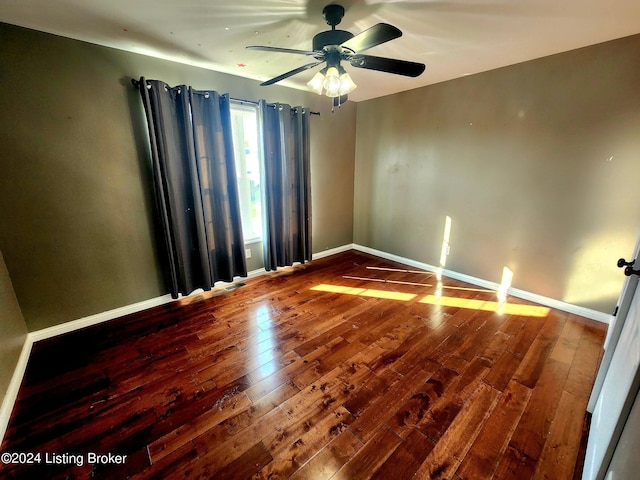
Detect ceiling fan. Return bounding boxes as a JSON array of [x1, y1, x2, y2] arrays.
[[246, 3, 426, 105]]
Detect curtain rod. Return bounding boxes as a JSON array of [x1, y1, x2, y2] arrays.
[[131, 79, 320, 116]]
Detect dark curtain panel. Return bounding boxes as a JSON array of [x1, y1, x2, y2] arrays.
[[137, 78, 247, 298], [259, 101, 312, 271]]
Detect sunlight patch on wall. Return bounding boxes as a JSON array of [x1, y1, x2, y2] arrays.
[[437, 215, 452, 281], [498, 267, 513, 302], [563, 233, 631, 306]]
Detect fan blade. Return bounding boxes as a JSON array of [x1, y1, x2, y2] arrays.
[[260, 61, 323, 86], [349, 54, 425, 77], [246, 45, 319, 57], [341, 23, 402, 53]]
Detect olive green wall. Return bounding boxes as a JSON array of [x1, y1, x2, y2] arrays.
[[354, 34, 640, 314], [0, 250, 28, 410], [0, 23, 356, 331]]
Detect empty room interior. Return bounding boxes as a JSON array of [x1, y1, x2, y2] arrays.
[[1, 1, 640, 479]]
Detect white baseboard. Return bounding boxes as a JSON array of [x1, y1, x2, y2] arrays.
[[0, 336, 33, 446], [246, 267, 267, 279], [313, 244, 354, 260], [29, 294, 175, 343], [353, 244, 611, 324]]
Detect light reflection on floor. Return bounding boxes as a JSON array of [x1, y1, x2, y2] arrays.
[[250, 304, 278, 377]]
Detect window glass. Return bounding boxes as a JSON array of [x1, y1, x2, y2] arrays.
[[230, 104, 262, 242]]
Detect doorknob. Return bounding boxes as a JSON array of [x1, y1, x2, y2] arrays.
[[624, 266, 640, 277], [618, 258, 640, 276], [617, 258, 635, 268]]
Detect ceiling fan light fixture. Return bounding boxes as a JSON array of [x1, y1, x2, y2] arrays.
[[310, 66, 357, 98], [338, 72, 357, 95], [322, 67, 342, 97], [306, 72, 325, 95]]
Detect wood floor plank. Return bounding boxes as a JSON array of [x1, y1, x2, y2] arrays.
[[371, 428, 435, 479], [480, 330, 514, 364], [492, 444, 538, 480], [563, 335, 604, 400], [455, 380, 531, 480], [484, 350, 522, 392], [292, 338, 362, 388], [386, 365, 459, 440], [415, 358, 491, 444], [499, 314, 526, 337], [509, 315, 546, 358], [287, 429, 362, 480], [453, 313, 505, 362], [244, 336, 342, 402], [391, 321, 456, 375], [342, 367, 400, 418], [349, 362, 438, 443], [180, 402, 289, 478], [255, 406, 355, 479], [512, 311, 567, 388], [147, 390, 252, 462], [212, 441, 273, 480], [549, 317, 584, 365], [0, 250, 606, 480], [413, 381, 501, 479], [532, 390, 588, 480], [331, 426, 403, 480], [508, 358, 571, 462]]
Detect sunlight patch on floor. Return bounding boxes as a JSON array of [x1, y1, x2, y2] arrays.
[[343, 275, 433, 287], [310, 284, 417, 301], [419, 294, 550, 317], [311, 282, 550, 317], [343, 275, 494, 293]]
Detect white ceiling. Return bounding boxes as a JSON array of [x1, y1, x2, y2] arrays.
[[2, 0, 640, 102]]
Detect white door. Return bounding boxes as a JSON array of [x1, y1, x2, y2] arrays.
[[582, 270, 640, 480], [588, 236, 640, 413], [604, 388, 640, 479]]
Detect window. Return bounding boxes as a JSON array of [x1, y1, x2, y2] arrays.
[[230, 104, 262, 243]]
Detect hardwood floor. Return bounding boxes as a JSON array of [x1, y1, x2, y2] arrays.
[[0, 250, 606, 479]]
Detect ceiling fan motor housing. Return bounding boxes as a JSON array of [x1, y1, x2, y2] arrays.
[[314, 4, 353, 51], [312, 30, 354, 51]]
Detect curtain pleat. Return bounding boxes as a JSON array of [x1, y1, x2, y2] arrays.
[[138, 78, 247, 298], [259, 101, 312, 271]]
